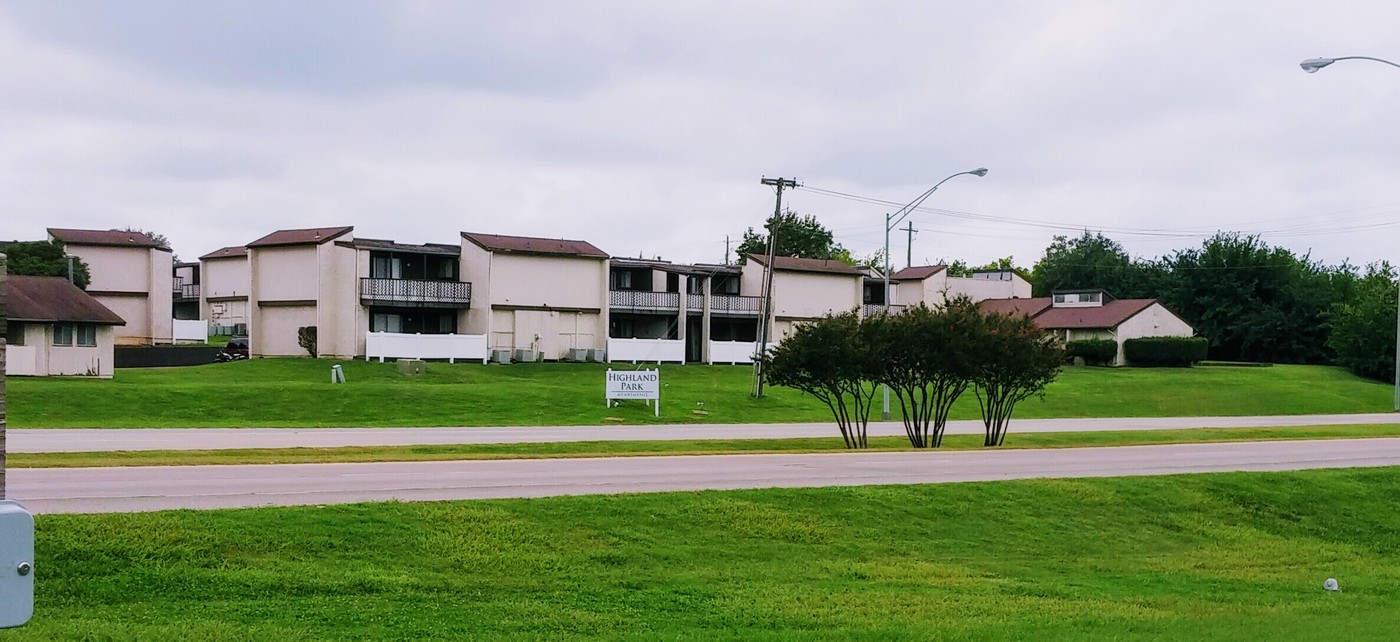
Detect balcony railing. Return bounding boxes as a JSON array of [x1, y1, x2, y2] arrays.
[[609, 290, 680, 312], [361, 278, 472, 307], [862, 303, 906, 317], [686, 294, 704, 312], [710, 294, 762, 316], [173, 283, 200, 301]]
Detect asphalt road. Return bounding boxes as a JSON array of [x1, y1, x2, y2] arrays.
[[11, 413, 1399, 453], [11, 437, 1400, 514]]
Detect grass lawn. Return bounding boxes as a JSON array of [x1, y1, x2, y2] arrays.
[[13, 423, 1400, 468], [6, 359, 1391, 428], [9, 467, 1400, 640]]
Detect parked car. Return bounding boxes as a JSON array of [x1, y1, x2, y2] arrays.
[[216, 336, 250, 362]]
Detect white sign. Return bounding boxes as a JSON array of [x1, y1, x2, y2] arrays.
[[605, 368, 660, 416]]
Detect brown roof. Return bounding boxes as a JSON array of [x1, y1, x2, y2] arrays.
[[6, 275, 126, 325], [349, 238, 461, 256], [978, 297, 1053, 318], [892, 265, 947, 281], [247, 226, 353, 248], [199, 246, 248, 260], [48, 228, 168, 250], [978, 297, 1158, 330], [462, 232, 608, 259], [748, 254, 863, 276]]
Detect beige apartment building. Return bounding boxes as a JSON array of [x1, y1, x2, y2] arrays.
[[199, 245, 251, 335], [743, 255, 865, 341], [47, 228, 173, 345], [893, 265, 1032, 309]]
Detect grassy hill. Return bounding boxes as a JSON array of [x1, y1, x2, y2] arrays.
[[6, 360, 1392, 428], [11, 467, 1400, 640]]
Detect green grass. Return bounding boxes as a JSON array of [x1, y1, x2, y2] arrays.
[[6, 360, 1391, 428], [14, 423, 1400, 468], [9, 467, 1400, 640]]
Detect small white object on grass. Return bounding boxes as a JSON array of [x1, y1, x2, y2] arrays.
[[1323, 578, 1340, 592]]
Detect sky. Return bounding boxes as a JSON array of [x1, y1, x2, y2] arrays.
[[3, 1, 1399, 270]]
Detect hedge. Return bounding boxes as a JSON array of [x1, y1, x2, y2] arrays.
[[1065, 339, 1118, 366], [1123, 336, 1209, 367]]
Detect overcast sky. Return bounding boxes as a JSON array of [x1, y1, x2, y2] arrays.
[[3, 2, 1399, 270]]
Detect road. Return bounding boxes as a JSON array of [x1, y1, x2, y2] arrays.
[[11, 413, 1399, 453], [11, 437, 1400, 514]]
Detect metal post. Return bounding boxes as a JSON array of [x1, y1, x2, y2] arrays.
[[882, 215, 892, 420], [1394, 277, 1399, 412]]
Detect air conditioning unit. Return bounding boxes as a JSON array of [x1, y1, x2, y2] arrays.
[[567, 348, 589, 362], [490, 349, 513, 364], [514, 349, 538, 363], [589, 348, 607, 363]]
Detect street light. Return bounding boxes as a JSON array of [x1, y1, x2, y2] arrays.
[[1299, 54, 1400, 412], [879, 167, 988, 419]]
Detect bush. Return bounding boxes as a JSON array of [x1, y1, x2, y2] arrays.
[[1065, 339, 1117, 366], [297, 326, 318, 358], [1123, 336, 1208, 367]]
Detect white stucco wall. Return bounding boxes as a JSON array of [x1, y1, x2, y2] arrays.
[[202, 257, 251, 329], [256, 305, 317, 357], [1116, 303, 1195, 365], [769, 271, 861, 320], [252, 246, 319, 301], [489, 254, 606, 310], [944, 275, 1026, 303], [317, 242, 357, 358], [67, 245, 150, 293], [148, 247, 173, 343], [21, 323, 116, 377], [460, 242, 492, 336], [490, 308, 601, 357], [96, 296, 150, 346]]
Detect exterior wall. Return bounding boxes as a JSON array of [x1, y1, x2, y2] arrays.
[[944, 275, 1028, 303], [490, 308, 601, 358], [148, 248, 173, 343], [466, 241, 607, 358], [317, 242, 357, 358], [459, 242, 492, 336], [489, 254, 605, 310], [256, 306, 317, 357], [252, 246, 319, 301], [65, 244, 173, 344], [25, 324, 115, 377], [769, 271, 861, 321], [1115, 303, 1195, 365], [202, 257, 251, 330], [68, 245, 150, 294]]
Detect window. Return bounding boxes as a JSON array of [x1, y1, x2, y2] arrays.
[[371, 313, 403, 333], [53, 324, 74, 346], [77, 325, 97, 347], [610, 270, 633, 290], [371, 255, 402, 279], [6, 322, 24, 346]]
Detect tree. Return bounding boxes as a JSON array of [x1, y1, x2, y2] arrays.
[[866, 298, 982, 448], [297, 326, 318, 358], [1327, 262, 1397, 381], [113, 227, 175, 261], [0, 240, 91, 289], [760, 311, 877, 448], [736, 209, 846, 264], [972, 311, 1064, 446], [947, 256, 1030, 280], [1029, 231, 1137, 297]]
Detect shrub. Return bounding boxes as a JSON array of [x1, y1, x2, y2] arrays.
[[297, 326, 318, 358], [1065, 339, 1117, 366], [1123, 336, 1208, 367]]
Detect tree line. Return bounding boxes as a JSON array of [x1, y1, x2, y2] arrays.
[[760, 298, 1063, 449]]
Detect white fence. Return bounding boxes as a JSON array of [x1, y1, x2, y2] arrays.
[[173, 319, 209, 344], [607, 338, 685, 364], [4, 344, 37, 376], [365, 331, 489, 363], [707, 341, 775, 365]]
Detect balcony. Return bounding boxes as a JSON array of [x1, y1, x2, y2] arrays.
[[686, 294, 704, 312], [172, 283, 200, 301], [862, 303, 906, 317], [710, 294, 762, 316], [609, 289, 680, 312], [361, 278, 472, 308]]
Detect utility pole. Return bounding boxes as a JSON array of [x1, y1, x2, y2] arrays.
[[724, 235, 731, 265], [900, 222, 917, 269], [753, 176, 798, 398]]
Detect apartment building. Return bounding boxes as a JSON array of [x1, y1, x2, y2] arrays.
[[47, 228, 173, 345], [743, 255, 864, 341], [199, 245, 250, 335], [172, 261, 201, 320], [246, 226, 357, 357], [893, 265, 1032, 309]]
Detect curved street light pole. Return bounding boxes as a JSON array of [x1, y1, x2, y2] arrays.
[[880, 167, 988, 420], [1300, 54, 1400, 412]]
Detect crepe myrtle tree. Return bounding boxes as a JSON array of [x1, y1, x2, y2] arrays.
[[760, 310, 877, 449], [972, 311, 1065, 447], [866, 297, 983, 448]]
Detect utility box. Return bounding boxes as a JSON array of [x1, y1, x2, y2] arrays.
[[396, 359, 426, 376], [0, 500, 34, 629]]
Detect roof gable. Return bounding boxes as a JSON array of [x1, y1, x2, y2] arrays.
[[892, 265, 947, 281], [247, 226, 353, 248], [1031, 299, 1157, 330], [462, 232, 608, 259], [6, 275, 126, 325], [748, 254, 863, 276], [199, 246, 249, 260]]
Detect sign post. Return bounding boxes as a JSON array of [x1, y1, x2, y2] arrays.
[[605, 368, 660, 417]]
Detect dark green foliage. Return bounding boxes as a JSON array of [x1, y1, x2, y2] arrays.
[[1124, 337, 1210, 367], [760, 311, 876, 448], [1065, 339, 1118, 366], [297, 326, 318, 358], [1030, 231, 1143, 297], [0, 240, 91, 289], [736, 209, 847, 264], [1327, 262, 1397, 381], [972, 312, 1065, 446], [866, 298, 984, 448]]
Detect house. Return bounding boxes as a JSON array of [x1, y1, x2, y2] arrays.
[[893, 265, 1032, 309], [246, 226, 357, 357], [979, 289, 1194, 366], [47, 228, 173, 345], [743, 255, 864, 340], [461, 232, 609, 361], [199, 246, 250, 336], [4, 275, 125, 377]]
